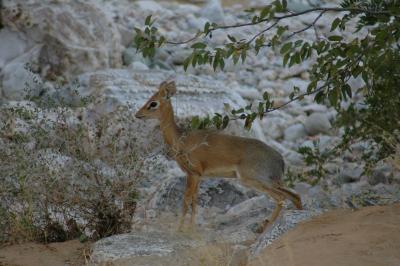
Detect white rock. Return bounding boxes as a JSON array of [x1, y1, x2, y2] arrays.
[[134, 1, 164, 13], [187, 14, 208, 31], [262, 69, 278, 81], [13, 1, 124, 80], [304, 112, 331, 136], [284, 123, 307, 142], [0, 29, 28, 69], [2, 61, 42, 100], [261, 116, 285, 140], [201, 0, 224, 24], [234, 86, 260, 100], [130, 61, 149, 71]]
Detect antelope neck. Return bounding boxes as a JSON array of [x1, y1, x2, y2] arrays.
[[159, 101, 181, 149]]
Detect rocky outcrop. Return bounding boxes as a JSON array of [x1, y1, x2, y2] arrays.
[[1, 0, 122, 100]]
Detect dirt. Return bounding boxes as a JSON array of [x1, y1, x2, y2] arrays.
[[1, 204, 399, 266], [251, 204, 400, 266], [0, 240, 89, 266]]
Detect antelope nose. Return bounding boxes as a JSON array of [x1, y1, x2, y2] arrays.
[[135, 112, 144, 119]]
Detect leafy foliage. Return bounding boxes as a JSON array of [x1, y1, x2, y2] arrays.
[[132, 0, 400, 177]]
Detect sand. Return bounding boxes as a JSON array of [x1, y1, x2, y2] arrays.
[[1, 204, 399, 266], [251, 204, 400, 266], [0, 240, 88, 266]]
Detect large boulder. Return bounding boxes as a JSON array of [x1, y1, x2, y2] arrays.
[[0, 0, 122, 94]]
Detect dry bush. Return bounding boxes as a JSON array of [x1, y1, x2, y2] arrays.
[[0, 91, 147, 244]]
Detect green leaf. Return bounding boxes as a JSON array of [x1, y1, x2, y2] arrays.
[[191, 116, 200, 129], [244, 8, 256, 13], [222, 115, 229, 129], [244, 116, 252, 130], [345, 84, 352, 98], [258, 102, 265, 114], [263, 91, 270, 101], [241, 50, 247, 63], [280, 42, 292, 54], [314, 90, 325, 103], [328, 35, 343, 42], [283, 53, 290, 66], [183, 56, 191, 71], [294, 40, 303, 47], [220, 58, 225, 70], [328, 88, 339, 107], [277, 25, 288, 36], [282, 0, 287, 9], [330, 18, 341, 32], [260, 6, 271, 19], [227, 34, 237, 42], [307, 80, 317, 93], [145, 15, 152, 26], [274, 0, 283, 12], [191, 42, 207, 49], [204, 22, 210, 33], [158, 36, 165, 47]]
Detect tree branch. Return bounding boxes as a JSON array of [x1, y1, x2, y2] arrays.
[[284, 11, 326, 40], [163, 7, 391, 46]]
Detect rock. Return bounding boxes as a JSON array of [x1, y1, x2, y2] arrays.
[[170, 49, 192, 65], [261, 116, 285, 140], [91, 231, 200, 264], [186, 14, 209, 31], [250, 209, 323, 255], [91, 229, 253, 266], [283, 78, 309, 94], [286, 151, 305, 166], [122, 47, 149, 66], [368, 168, 389, 186], [234, 85, 260, 100], [0, 47, 44, 100], [294, 182, 312, 195], [261, 69, 278, 81], [130, 61, 149, 71], [0, 29, 28, 69], [304, 112, 331, 136], [301, 103, 328, 114], [338, 164, 364, 184], [300, 135, 336, 152], [2, 1, 123, 81], [284, 123, 307, 142], [134, 1, 165, 14], [286, 0, 327, 12], [201, 0, 224, 24], [77, 69, 265, 140]]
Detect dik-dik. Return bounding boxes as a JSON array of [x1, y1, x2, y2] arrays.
[[135, 81, 302, 233]]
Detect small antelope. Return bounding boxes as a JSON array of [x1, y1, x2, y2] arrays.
[[135, 81, 302, 233]]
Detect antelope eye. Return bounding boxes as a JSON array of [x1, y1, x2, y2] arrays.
[[148, 101, 159, 109]]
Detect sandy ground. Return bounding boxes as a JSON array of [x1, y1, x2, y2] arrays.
[[0, 240, 89, 266], [1, 204, 399, 266], [251, 204, 400, 266]]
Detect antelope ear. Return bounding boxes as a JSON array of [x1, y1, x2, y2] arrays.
[[159, 80, 176, 99]]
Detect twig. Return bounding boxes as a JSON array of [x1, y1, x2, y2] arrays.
[[247, 21, 279, 45], [264, 53, 364, 114], [162, 7, 391, 46], [284, 11, 326, 40], [166, 32, 203, 45], [265, 83, 328, 113]]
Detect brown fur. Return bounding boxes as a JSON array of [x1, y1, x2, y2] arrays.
[[135, 81, 302, 233]]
